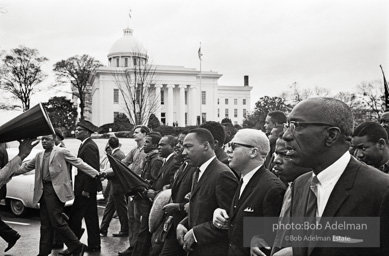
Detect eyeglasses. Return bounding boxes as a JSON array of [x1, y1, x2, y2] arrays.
[[283, 121, 333, 133], [228, 142, 256, 151]]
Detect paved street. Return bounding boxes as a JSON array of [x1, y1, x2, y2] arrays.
[[0, 201, 130, 256]]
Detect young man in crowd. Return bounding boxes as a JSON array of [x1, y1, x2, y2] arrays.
[[352, 121, 389, 173], [119, 125, 149, 256], [129, 132, 163, 256], [264, 111, 286, 136]]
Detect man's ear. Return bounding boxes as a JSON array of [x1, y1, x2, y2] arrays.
[[325, 127, 341, 146], [214, 140, 219, 148], [203, 141, 210, 151], [377, 138, 386, 150]]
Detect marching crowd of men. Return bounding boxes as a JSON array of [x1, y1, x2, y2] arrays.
[[1, 96, 389, 256]]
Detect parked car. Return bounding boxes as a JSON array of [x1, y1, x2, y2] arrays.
[[1, 147, 107, 216]]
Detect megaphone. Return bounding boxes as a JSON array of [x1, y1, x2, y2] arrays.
[[0, 103, 56, 143]]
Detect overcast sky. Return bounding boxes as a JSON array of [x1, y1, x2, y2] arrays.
[[1, 0, 388, 111]]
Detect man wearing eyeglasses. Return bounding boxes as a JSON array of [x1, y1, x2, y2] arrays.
[[176, 128, 238, 256], [213, 129, 285, 256], [279, 97, 389, 256], [351, 122, 389, 174]]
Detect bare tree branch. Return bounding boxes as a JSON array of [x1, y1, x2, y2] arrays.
[[111, 52, 159, 125]]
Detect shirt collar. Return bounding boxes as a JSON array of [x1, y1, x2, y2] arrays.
[[146, 149, 159, 158], [315, 151, 350, 188], [81, 137, 90, 145], [199, 156, 216, 173], [165, 152, 175, 163], [242, 165, 261, 184], [380, 159, 389, 173], [111, 147, 120, 154]]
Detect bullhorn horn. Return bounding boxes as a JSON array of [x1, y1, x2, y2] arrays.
[[0, 103, 55, 143]]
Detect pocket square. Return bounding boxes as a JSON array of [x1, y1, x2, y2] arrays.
[[244, 207, 254, 212]]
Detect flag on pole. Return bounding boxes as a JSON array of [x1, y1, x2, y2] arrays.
[[198, 47, 202, 61], [380, 65, 389, 111], [129, 9, 132, 19]]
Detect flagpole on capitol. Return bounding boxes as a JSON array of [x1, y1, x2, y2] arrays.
[[198, 42, 202, 125], [380, 65, 389, 111]]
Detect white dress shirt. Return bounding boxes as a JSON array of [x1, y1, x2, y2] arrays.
[[197, 156, 216, 181], [239, 165, 261, 198], [315, 151, 350, 217]]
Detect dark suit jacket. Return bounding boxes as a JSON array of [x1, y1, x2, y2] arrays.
[[181, 157, 238, 256], [107, 148, 126, 195], [154, 154, 181, 192], [75, 138, 102, 195], [171, 163, 197, 228], [291, 157, 389, 256], [228, 166, 285, 256]]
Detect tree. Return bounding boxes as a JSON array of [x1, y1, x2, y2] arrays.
[[243, 96, 292, 129], [147, 113, 160, 130], [355, 80, 385, 121], [113, 113, 133, 131], [0, 46, 48, 111], [53, 54, 103, 120], [42, 96, 77, 136], [281, 82, 331, 105], [112, 52, 158, 125]]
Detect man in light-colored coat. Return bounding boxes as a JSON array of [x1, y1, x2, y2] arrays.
[[16, 134, 99, 256]]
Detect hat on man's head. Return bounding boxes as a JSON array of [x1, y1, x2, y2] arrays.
[[54, 128, 64, 140], [76, 120, 97, 133]]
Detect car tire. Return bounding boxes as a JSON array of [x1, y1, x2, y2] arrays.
[[10, 199, 27, 217]]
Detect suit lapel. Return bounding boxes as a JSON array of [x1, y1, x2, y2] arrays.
[[78, 138, 90, 156], [49, 147, 57, 163], [173, 163, 187, 188], [157, 156, 174, 180], [230, 166, 265, 219], [191, 158, 217, 198], [321, 157, 358, 217]]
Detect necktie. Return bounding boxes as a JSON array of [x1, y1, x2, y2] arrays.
[[174, 163, 187, 181], [191, 168, 200, 192], [232, 178, 244, 209], [306, 176, 319, 217]]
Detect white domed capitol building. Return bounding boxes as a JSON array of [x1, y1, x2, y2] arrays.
[[88, 25, 252, 127]]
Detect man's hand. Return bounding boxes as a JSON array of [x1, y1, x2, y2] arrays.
[[273, 247, 293, 256], [183, 228, 195, 252], [163, 203, 179, 215], [184, 202, 189, 213], [176, 224, 188, 246], [147, 189, 156, 200], [97, 172, 107, 180], [213, 208, 230, 229], [81, 191, 90, 198], [250, 235, 272, 256], [18, 139, 39, 160]]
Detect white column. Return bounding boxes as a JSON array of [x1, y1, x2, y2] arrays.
[[179, 85, 186, 126], [189, 85, 198, 125], [154, 84, 162, 121], [167, 84, 174, 126]]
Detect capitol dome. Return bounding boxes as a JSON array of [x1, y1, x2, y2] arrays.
[[107, 28, 147, 67]]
